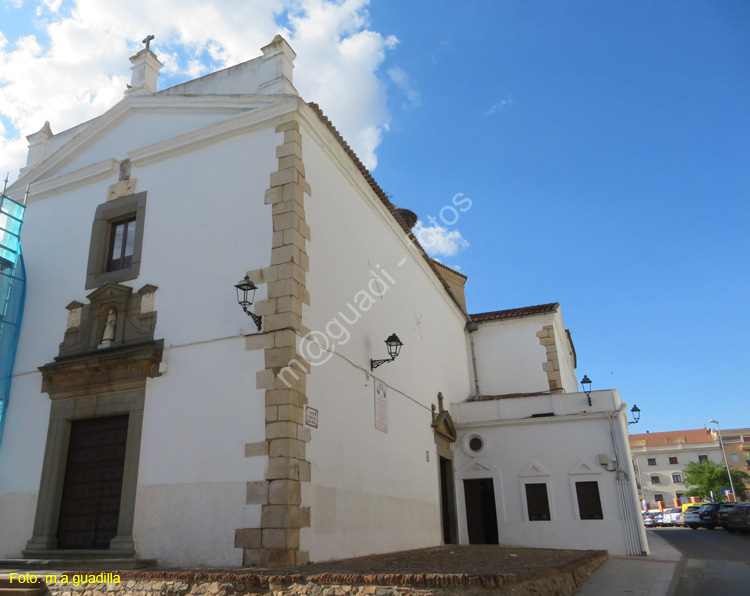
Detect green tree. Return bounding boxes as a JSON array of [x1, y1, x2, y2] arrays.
[[682, 461, 749, 501]]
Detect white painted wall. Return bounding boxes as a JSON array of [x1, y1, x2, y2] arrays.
[[452, 390, 647, 556], [0, 107, 278, 564], [472, 313, 553, 396], [298, 112, 473, 561]]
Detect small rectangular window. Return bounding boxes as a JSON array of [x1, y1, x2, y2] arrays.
[[647, 458, 656, 466], [655, 494, 664, 502], [525, 483, 551, 521], [669, 456, 678, 465], [651, 475, 660, 484], [575, 481, 603, 520], [107, 217, 137, 272], [698, 455, 708, 463], [672, 474, 682, 483]]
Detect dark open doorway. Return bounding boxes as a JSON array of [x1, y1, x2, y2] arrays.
[[463, 477, 499, 544], [56, 415, 129, 549], [439, 456, 458, 544]]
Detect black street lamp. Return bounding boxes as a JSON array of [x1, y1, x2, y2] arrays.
[[235, 275, 262, 331], [581, 375, 593, 406], [371, 333, 403, 370], [629, 404, 641, 425]]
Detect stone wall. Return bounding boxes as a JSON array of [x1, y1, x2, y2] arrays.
[[42, 552, 607, 596]]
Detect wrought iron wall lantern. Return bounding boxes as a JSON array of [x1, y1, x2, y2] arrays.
[[371, 333, 403, 370], [629, 405, 641, 425], [235, 275, 262, 331], [581, 374, 593, 406]]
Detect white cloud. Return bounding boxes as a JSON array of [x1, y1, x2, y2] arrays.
[[387, 66, 420, 107], [0, 0, 402, 179], [486, 93, 513, 115], [413, 221, 469, 258]]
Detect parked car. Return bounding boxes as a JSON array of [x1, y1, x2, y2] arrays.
[[652, 511, 664, 526], [726, 503, 750, 534], [642, 511, 657, 527], [699, 503, 722, 529], [662, 507, 682, 526], [718, 503, 736, 531], [684, 505, 702, 529], [672, 508, 684, 526]]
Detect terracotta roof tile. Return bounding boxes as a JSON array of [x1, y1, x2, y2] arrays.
[[476, 391, 555, 401], [470, 303, 560, 322], [629, 429, 717, 447]]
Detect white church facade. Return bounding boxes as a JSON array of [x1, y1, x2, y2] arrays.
[[0, 36, 647, 568]]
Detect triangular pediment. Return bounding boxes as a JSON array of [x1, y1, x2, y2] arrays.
[[86, 282, 134, 303], [432, 410, 457, 442], [456, 456, 497, 476], [10, 94, 282, 193], [568, 458, 602, 475], [431, 392, 457, 443], [518, 459, 550, 478]]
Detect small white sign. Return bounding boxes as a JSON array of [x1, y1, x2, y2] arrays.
[[304, 405, 318, 428], [374, 379, 388, 433]]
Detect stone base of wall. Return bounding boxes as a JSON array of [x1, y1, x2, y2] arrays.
[[42, 552, 607, 596]]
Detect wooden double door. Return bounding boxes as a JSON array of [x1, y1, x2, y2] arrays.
[[56, 415, 129, 549]]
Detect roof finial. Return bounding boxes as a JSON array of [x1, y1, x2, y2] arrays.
[[22, 184, 30, 205], [142, 34, 155, 51], [2, 173, 8, 195]]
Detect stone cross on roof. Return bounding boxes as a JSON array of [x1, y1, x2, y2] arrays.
[[142, 35, 155, 51]]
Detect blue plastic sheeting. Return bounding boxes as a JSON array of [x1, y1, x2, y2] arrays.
[[0, 193, 27, 448]]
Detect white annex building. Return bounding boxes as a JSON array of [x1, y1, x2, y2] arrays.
[[0, 37, 647, 568]]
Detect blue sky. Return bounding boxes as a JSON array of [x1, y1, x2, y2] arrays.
[[1, 0, 748, 432]]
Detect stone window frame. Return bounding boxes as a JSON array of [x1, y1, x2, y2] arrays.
[[650, 474, 661, 484], [668, 456, 678, 465], [672, 473, 682, 483], [86, 192, 147, 290], [647, 457, 657, 466]]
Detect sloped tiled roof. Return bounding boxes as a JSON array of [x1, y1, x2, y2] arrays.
[[470, 303, 560, 322], [629, 429, 717, 448]]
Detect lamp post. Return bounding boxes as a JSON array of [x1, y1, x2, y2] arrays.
[[235, 275, 262, 331], [581, 375, 592, 406], [629, 405, 641, 425], [371, 333, 403, 370], [708, 419, 736, 501]]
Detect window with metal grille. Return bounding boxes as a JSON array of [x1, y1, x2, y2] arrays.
[[647, 458, 656, 466], [651, 475, 660, 484]]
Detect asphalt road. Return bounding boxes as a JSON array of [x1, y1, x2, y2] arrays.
[[652, 527, 750, 596]]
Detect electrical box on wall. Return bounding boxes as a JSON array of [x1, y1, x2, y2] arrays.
[[599, 453, 610, 466]]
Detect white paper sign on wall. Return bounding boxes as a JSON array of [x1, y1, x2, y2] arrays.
[[304, 405, 318, 428], [374, 379, 388, 433]]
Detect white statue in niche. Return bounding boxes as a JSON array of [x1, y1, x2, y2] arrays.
[[99, 309, 117, 348]]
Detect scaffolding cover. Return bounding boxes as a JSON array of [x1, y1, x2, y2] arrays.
[[0, 193, 27, 447]]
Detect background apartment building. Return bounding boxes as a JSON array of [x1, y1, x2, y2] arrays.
[[629, 429, 721, 509]]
